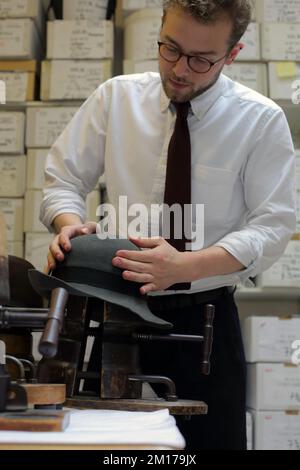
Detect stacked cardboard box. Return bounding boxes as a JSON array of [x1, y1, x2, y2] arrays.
[[24, 103, 101, 270], [0, 111, 26, 257], [0, 0, 47, 258], [63, 0, 109, 21], [262, 14, 300, 102], [24, 104, 71, 270], [41, 7, 114, 101], [258, 150, 300, 288], [243, 316, 300, 450]]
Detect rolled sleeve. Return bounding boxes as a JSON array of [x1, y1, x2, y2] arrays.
[[39, 85, 108, 231], [215, 108, 296, 282]]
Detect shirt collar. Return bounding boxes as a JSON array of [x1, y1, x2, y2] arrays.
[[160, 74, 226, 119]]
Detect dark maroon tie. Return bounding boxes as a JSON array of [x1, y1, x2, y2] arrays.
[[164, 101, 191, 290]]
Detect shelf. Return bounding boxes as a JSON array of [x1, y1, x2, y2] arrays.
[[236, 287, 300, 301], [0, 100, 83, 111]]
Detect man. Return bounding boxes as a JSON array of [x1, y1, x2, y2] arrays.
[[41, 1, 296, 450]]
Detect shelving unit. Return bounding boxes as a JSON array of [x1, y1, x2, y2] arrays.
[[236, 287, 300, 301]]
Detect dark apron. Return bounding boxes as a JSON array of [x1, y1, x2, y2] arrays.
[[141, 288, 247, 451]]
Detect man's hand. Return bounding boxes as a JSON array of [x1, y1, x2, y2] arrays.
[[46, 222, 97, 273], [112, 237, 246, 294], [112, 237, 188, 295]]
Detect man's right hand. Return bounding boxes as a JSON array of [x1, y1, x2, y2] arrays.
[[46, 222, 97, 273]]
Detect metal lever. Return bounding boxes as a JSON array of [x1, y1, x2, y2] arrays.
[[129, 375, 178, 402], [132, 333, 203, 343], [200, 304, 215, 375], [39, 288, 69, 358], [0, 307, 48, 329], [5, 355, 26, 383]]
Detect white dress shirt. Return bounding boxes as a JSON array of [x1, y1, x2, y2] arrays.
[[40, 72, 296, 294]]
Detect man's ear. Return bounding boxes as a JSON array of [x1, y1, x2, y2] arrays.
[[224, 43, 244, 65]]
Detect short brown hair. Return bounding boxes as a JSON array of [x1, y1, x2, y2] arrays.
[[162, 0, 252, 48]]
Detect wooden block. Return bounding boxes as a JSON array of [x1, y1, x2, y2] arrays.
[[0, 410, 71, 432], [22, 384, 66, 406]]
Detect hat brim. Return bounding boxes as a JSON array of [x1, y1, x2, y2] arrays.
[[29, 270, 172, 330]]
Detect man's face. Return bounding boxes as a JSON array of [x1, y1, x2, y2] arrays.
[[159, 7, 242, 102]]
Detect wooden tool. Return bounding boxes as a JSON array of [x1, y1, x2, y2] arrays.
[[22, 384, 66, 407], [0, 410, 71, 432]]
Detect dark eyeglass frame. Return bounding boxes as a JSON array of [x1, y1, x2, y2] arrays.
[[158, 41, 228, 74]]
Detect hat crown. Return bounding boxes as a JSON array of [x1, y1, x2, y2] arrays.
[[53, 235, 141, 297], [29, 235, 173, 330], [55, 235, 139, 276]]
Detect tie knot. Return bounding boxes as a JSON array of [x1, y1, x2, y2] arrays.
[[174, 101, 190, 119]]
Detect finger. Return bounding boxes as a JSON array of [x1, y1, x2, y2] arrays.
[[122, 271, 154, 284], [59, 224, 95, 251], [44, 264, 50, 274], [47, 252, 56, 271], [129, 236, 163, 249], [115, 249, 154, 263], [58, 232, 72, 251], [140, 283, 156, 295], [49, 238, 65, 261], [112, 257, 152, 273]]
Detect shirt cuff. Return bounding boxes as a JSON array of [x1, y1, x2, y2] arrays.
[[215, 234, 263, 284]]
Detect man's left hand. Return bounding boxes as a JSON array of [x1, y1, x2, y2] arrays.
[[112, 237, 188, 294]]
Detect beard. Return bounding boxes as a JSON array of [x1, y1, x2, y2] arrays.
[[160, 69, 223, 103]]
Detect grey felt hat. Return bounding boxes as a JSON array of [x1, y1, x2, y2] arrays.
[[28, 235, 172, 330]]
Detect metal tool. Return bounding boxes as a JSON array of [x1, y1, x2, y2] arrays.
[[0, 341, 27, 412]]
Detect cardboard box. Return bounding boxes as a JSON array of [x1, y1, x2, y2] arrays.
[[0, 198, 24, 242], [0, 18, 42, 60], [0, 112, 25, 154], [236, 23, 260, 61], [7, 241, 23, 258], [24, 190, 47, 233], [0, 155, 26, 197], [63, 0, 108, 20], [242, 316, 300, 363], [41, 60, 112, 101], [26, 106, 78, 148], [122, 0, 162, 15], [0, 0, 41, 18], [257, 241, 300, 288], [268, 62, 300, 101], [262, 24, 300, 61], [254, 0, 300, 23], [0, 70, 36, 101], [47, 20, 113, 59], [25, 232, 54, 272], [250, 0, 256, 21], [26, 148, 49, 190], [247, 363, 300, 411], [252, 411, 300, 450], [223, 62, 268, 95], [0, 0, 45, 35], [124, 9, 162, 61], [123, 59, 159, 74]]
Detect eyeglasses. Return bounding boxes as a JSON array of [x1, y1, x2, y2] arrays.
[[158, 41, 228, 74]]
